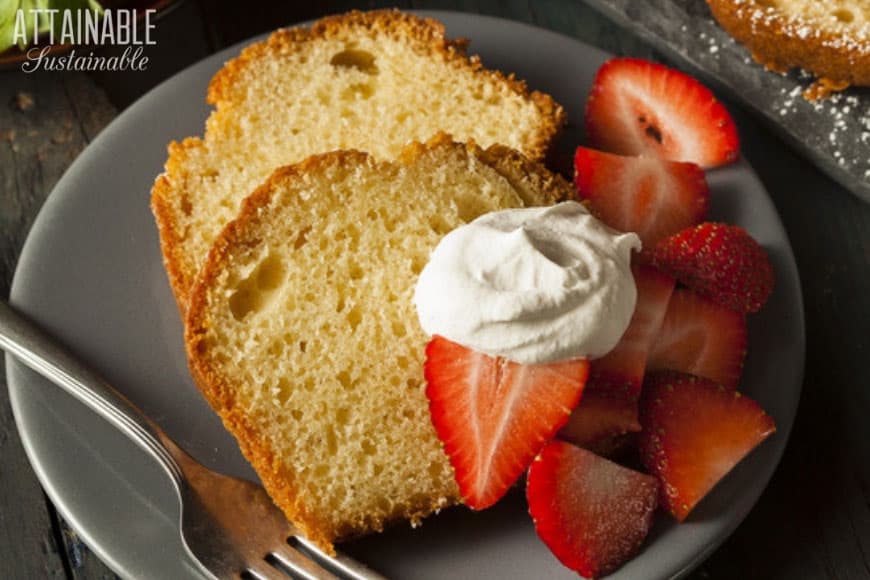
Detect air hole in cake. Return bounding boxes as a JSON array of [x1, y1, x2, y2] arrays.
[[330, 48, 379, 75], [293, 226, 311, 249], [337, 370, 353, 390], [290, 409, 303, 421], [298, 340, 307, 353], [341, 82, 375, 101], [833, 9, 855, 22], [325, 428, 338, 455], [229, 285, 262, 320], [349, 263, 364, 280], [257, 254, 284, 289], [275, 377, 292, 404], [428, 214, 453, 234], [267, 340, 283, 357], [346, 305, 362, 330], [410, 256, 425, 275], [229, 254, 285, 319], [397, 356, 410, 370], [180, 194, 192, 216], [336, 294, 346, 313], [335, 407, 349, 424], [391, 321, 407, 338], [361, 439, 377, 455]]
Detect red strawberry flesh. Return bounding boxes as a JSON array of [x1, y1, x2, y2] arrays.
[[424, 336, 589, 510], [574, 146, 709, 248], [585, 57, 739, 168], [527, 441, 659, 578], [639, 371, 776, 521], [590, 264, 676, 396], [558, 387, 641, 449], [647, 288, 747, 389]]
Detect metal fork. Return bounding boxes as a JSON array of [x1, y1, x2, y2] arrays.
[[0, 300, 387, 580]]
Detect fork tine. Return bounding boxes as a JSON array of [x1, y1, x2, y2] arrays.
[[244, 563, 291, 580], [293, 537, 389, 580], [268, 543, 341, 580]]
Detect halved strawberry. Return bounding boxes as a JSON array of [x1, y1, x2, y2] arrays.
[[590, 265, 676, 396], [424, 336, 589, 510], [647, 288, 746, 389], [585, 57, 739, 168], [558, 387, 641, 450], [652, 222, 775, 313], [527, 441, 659, 578], [574, 147, 709, 247], [639, 371, 776, 521]]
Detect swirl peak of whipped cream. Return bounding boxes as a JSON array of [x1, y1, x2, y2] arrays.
[[413, 201, 641, 364]]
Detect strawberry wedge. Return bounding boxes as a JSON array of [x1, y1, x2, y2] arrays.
[[647, 288, 747, 389], [560, 266, 674, 451], [424, 336, 589, 510], [590, 265, 676, 396], [585, 57, 739, 168], [639, 371, 776, 521], [528, 441, 659, 578], [558, 387, 641, 451], [574, 147, 709, 248], [653, 222, 775, 313]]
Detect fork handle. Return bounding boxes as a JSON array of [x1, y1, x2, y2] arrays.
[[0, 300, 185, 487]]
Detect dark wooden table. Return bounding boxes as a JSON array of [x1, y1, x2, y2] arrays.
[[1, 1, 868, 578]]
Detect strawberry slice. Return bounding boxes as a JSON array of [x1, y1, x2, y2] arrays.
[[639, 371, 776, 521], [647, 288, 747, 389], [585, 57, 739, 168], [574, 146, 709, 248], [527, 441, 659, 578], [652, 222, 775, 313], [424, 336, 589, 510], [590, 265, 676, 396], [558, 387, 641, 450]]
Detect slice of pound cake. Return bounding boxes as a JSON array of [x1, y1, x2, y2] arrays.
[[152, 9, 566, 312], [184, 135, 572, 553], [706, 0, 870, 94]]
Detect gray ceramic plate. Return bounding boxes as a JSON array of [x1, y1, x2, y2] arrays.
[[6, 11, 804, 580]]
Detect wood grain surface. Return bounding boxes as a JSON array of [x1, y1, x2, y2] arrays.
[[0, 1, 867, 579]]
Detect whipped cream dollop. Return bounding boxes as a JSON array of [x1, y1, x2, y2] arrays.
[[413, 201, 641, 364]]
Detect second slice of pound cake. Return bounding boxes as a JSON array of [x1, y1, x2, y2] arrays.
[[152, 9, 566, 312], [184, 135, 572, 553]]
